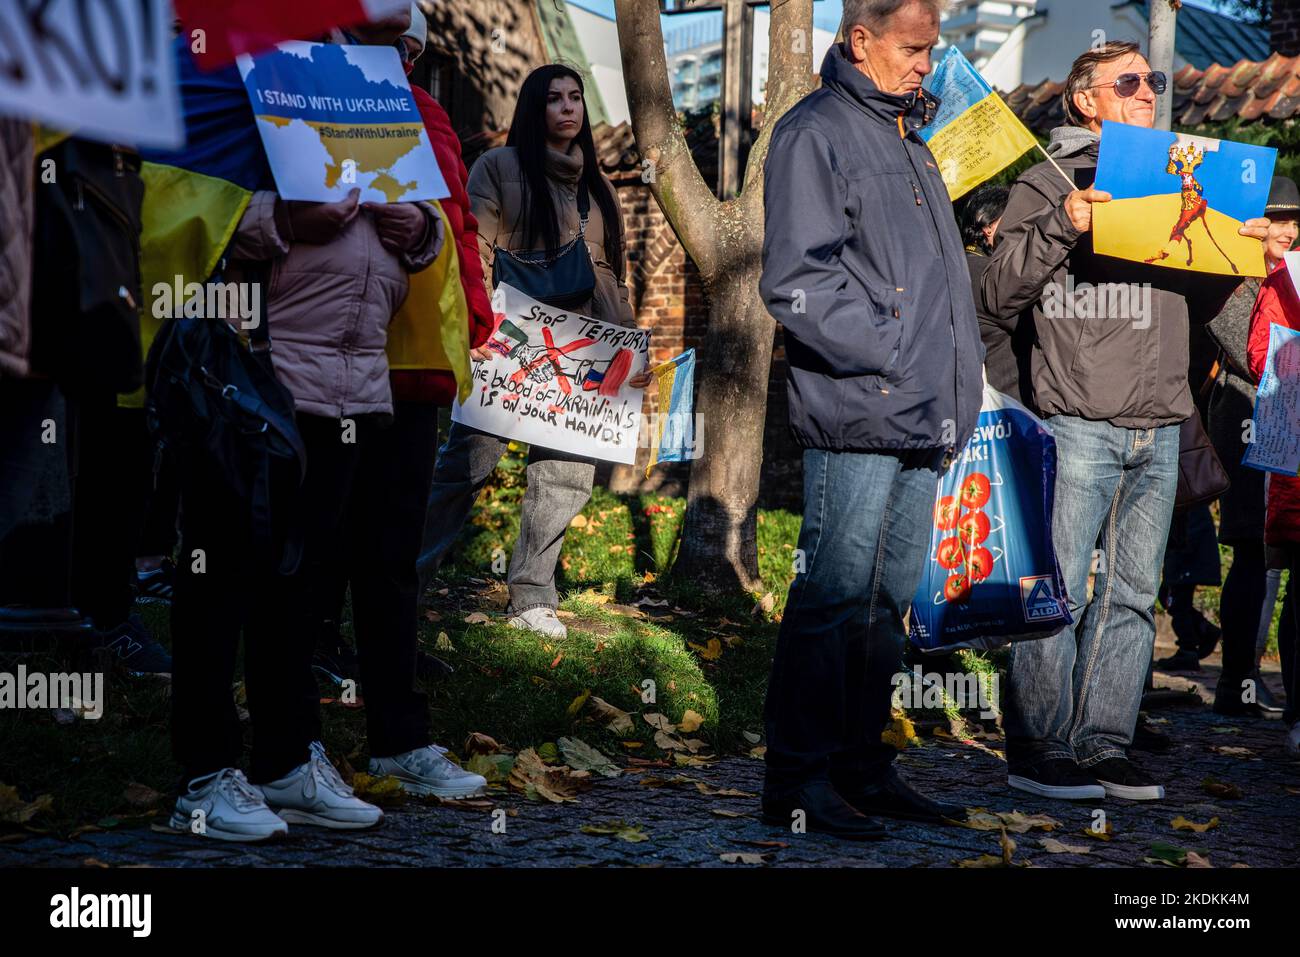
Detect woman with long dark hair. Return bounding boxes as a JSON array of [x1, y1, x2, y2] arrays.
[[417, 64, 648, 638]]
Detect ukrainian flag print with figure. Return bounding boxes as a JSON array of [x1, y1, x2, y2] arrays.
[[1093, 121, 1275, 278]]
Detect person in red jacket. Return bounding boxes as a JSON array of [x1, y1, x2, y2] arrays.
[[1245, 253, 1300, 757]]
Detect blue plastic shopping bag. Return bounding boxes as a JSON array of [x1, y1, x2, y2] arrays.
[[909, 385, 1072, 654]]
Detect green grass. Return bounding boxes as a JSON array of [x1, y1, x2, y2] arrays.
[[1190, 541, 1285, 658]]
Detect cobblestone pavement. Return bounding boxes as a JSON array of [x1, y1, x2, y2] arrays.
[[2, 700, 1296, 869]]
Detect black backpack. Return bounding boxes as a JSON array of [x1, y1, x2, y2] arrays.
[[145, 283, 307, 575], [29, 138, 145, 393]]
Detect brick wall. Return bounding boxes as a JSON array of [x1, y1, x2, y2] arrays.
[[1276, 0, 1300, 57]]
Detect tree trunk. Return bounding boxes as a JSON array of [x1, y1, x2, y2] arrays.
[[615, 0, 812, 595], [672, 253, 773, 591]]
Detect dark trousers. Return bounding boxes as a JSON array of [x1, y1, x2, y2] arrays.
[[1282, 555, 1299, 726], [170, 437, 318, 784], [345, 401, 435, 758], [1216, 541, 1266, 708]]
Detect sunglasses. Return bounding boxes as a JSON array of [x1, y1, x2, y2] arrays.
[[1088, 71, 1167, 97]]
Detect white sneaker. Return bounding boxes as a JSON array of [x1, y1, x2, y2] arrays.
[[257, 741, 384, 830], [370, 744, 488, 799], [1287, 722, 1300, 758], [168, 768, 288, 842], [508, 606, 567, 638]]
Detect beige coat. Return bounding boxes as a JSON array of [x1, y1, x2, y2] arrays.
[[468, 145, 633, 326], [230, 191, 442, 418], [0, 119, 34, 378]]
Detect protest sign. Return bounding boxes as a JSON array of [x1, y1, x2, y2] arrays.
[[1094, 121, 1274, 277], [1243, 317, 1300, 476], [920, 47, 1038, 201], [175, 0, 411, 69], [237, 41, 448, 203], [0, 0, 182, 148], [452, 284, 651, 465]]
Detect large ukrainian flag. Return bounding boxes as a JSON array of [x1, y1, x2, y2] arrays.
[[920, 47, 1038, 201], [124, 37, 273, 407]]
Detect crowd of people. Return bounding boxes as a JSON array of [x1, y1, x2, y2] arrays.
[[759, 0, 1298, 840], [0, 6, 641, 842], [0, 0, 1296, 848]]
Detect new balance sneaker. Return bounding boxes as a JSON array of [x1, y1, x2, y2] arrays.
[[168, 768, 288, 842], [1090, 757, 1165, 800], [257, 741, 384, 829], [134, 559, 175, 603], [369, 744, 488, 799], [93, 613, 172, 674], [507, 606, 567, 639], [1007, 758, 1106, 801]]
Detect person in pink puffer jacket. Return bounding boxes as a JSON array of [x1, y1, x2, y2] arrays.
[[167, 11, 458, 842]]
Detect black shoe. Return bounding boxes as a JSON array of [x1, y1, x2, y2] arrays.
[[1212, 698, 1273, 719], [312, 642, 360, 686], [1089, 756, 1165, 800], [1155, 649, 1202, 672], [838, 767, 966, 825], [1007, 757, 1105, 801], [1131, 713, 1172, 753], [761, 782, 886, 841], [134, 559, 175, 603], [93, 613, 172, 674], [1252, 671, 1284, 714]]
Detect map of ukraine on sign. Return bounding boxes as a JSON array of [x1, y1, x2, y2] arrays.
[[453, 283, 651, 465], [237, 41, 449, 203]]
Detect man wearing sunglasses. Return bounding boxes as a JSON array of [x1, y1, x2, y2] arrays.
[[980, 42, 1269, 803]]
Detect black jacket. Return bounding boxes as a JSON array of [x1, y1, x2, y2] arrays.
[[760, 44, 984, 453]]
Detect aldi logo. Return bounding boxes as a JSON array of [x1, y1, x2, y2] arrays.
[[1020, 575, 1067, 622]]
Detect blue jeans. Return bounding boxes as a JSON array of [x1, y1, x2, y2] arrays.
[[1004, 416, 1179, 768], [763, 446, 944, 798]]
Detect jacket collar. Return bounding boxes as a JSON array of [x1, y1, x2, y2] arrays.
[[819, 42, 940, 135]]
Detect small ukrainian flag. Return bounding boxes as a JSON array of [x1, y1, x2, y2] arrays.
[[645, 349, 697, 478], [921, 47, 1039, 201]]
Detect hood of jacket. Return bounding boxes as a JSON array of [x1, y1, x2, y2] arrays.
[[818, 42, 941, 135], [1046, 125, 1100, 159]]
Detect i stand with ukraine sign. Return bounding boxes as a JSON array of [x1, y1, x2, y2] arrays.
[[921, 47, 1039, 201]]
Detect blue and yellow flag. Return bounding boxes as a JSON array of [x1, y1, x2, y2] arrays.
[[124, 38, 273, 407], [644, 349, 697, 478], [921, 47, 1038, 201]]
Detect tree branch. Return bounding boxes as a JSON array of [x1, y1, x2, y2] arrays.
[[614, 0, 723, 278]]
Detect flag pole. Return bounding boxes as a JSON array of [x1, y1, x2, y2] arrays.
[[1034, 141, 1077, 190]]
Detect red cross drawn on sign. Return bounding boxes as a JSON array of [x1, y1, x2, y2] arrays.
[[509, 327, 596, 396]]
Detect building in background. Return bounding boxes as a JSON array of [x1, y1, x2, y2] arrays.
[[664, 11, 836, 113], [981, 0, 1266, 89], [940, 0, 1039, 69], [566, 2, 630, 125]]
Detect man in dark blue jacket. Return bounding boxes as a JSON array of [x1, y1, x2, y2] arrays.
[[759, 0, 983, 840]]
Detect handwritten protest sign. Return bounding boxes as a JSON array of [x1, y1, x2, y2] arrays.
[[1094, 122, 1274, 278], [0, 0, 182, 148], [452, 283, 650, 465], [1243, 319, 1300, 476], [237, 42, 448, 203]]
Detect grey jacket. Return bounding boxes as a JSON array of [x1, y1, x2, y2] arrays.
[[980, 126, 1239, 429]]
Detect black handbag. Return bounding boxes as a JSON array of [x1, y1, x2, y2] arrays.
[[145, 271, 307, 575], [1174, 410, 1230, 511], [491, 182, 596, 310]]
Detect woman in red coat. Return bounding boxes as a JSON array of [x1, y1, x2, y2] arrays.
[[1245, 250, 1300, 756]]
